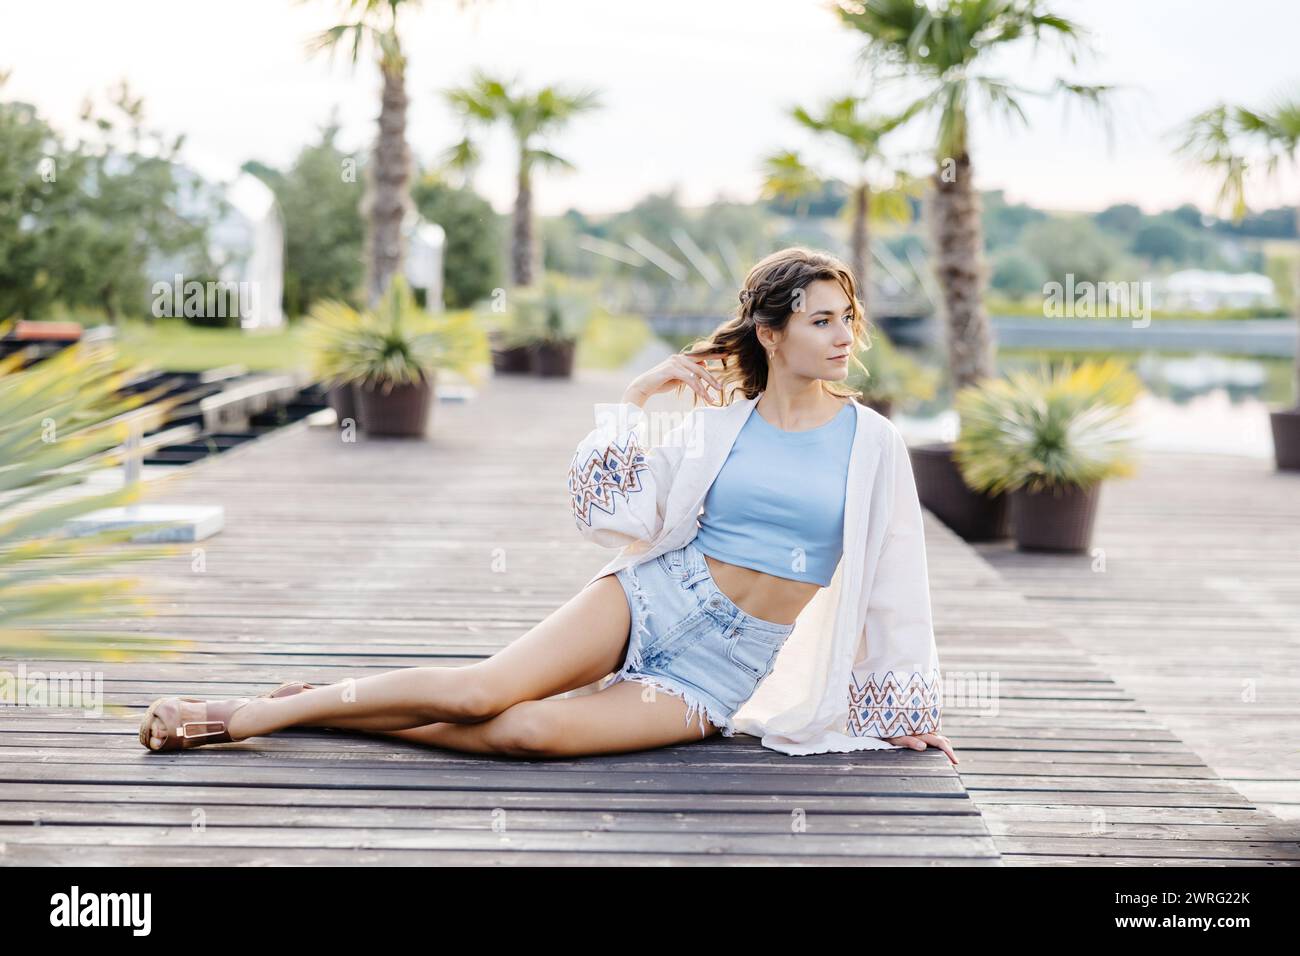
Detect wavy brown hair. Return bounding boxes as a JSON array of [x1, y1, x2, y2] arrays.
[[675, 246, 872, 406]]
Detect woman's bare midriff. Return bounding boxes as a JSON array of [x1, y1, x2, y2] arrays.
[[701, 553, 821, 626]]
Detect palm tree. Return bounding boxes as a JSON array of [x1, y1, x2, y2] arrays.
[[835, 0, 1111, 390], [1177, 93, 1300, 406], [309, 0, 466, 305], [441, 70, 603, 286], [760, 94, 919, 319]]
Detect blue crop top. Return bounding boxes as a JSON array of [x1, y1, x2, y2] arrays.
[[693, 400, 856, 587]]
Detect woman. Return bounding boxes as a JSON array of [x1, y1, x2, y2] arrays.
[[139, 247, 957, 766]]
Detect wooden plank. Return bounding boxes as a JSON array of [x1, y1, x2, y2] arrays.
[[0, 845, 1001, 866]]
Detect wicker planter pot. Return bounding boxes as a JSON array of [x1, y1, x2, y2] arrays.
[[530, 339, 577, 377], [1009, 481, 1102, 553], [326, 381, 359, 427], [860, 396, 894, 419], [355, 374, 434, 438], [1269, 406, 1300, 471], [910, 442, 1010, 541], [491, 344, 534, 374]]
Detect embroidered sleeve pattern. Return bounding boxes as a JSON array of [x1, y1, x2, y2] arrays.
[[847, 667, 942, 738], [845, 423, 943, 742], [567, 431, 651, 529]]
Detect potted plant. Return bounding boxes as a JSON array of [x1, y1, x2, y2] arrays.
[[527, 274, 596, 378], [306, 276, 486, 438], [953, 357, 1142, 553], [1270, 319, 1300, 468], [845, 328, 939, 419], [910, 364, 1010, 543], [845, 330, 1008, 539], [910, 438, 1011, 541], [482, 288, 545, 375], [304, 298, 367, 426], [1275, 404, 1300, 470]]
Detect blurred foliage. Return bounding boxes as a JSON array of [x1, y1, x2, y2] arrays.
[[0, 75, 214, 322], [574, 313, 651, 370], [953, 358, 1143, 495], [1018, 217, 1128, 290], [534, 273, 598, 343], [0, 329, 192, 662], [475, 272, 598, 347], [245, 114, 365, 317], [844, 330, 939, 409], [412, 171, 504, 309]]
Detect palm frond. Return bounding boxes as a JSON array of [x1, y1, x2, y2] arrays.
[[0, 342, 192, 659], [759, 150, 827, 204]]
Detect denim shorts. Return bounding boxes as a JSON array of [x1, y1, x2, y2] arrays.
[[607, 537, 797, 738]]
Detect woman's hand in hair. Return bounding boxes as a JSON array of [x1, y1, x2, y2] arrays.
[[623, 351, 727, 407]]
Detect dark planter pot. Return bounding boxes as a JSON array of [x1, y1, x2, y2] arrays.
[[326, 381, 359, 427], [860, 396, 893, 419], [1269, 407, 1300, 471], [1010, 481, 1102, 553], [530, 339, 577, 377], [355, 374, 433, 438], [910, 442, 1010, 541], [491, 344, 534, 374]]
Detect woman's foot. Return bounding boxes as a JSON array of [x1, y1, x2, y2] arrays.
[[138, 696, 263, 752]]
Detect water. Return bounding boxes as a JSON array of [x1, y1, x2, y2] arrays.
[[655, 323, 1294, 458], [893, 344, 1293, 459]]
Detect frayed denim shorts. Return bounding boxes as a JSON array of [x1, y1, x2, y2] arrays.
[[607, 537, 797, 738]]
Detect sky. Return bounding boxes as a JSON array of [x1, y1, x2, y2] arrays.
[[2, 0, 1299, 219]]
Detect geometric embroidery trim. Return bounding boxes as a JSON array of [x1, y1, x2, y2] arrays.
[[846, 667, 942, 738], [567, 431, 651, 528]]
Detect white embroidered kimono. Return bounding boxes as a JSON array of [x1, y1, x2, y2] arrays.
[[564, 391, 943, 756]]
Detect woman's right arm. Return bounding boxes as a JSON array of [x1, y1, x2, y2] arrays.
[[566, 353, 725, 549]]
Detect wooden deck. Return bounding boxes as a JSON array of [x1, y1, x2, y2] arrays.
[[0, 370, 1295, 865], [974, 449, 1300, 830], [934, 516, 1298, 865]]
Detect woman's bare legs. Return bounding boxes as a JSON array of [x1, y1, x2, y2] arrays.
[[143, 573, 640, 749], [348, 677, 722, 757]]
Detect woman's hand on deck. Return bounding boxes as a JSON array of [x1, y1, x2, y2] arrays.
[[884, 732, 958, 765]]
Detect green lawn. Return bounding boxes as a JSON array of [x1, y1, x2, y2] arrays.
[[114, 318, 312, 372], [109, 311, 650, 374], [575, 313, 652, 370]]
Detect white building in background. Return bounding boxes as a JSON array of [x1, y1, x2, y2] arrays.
[[148, 157, 286, 330], [153, 157, 443, 323], [212, 173, 285, 331], [404, 215, 446, 312], [1155, 269, 1276, 312]]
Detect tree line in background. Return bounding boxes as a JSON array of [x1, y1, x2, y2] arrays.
[[2, 0, 1298, 331], [0, 73, 215, 322], [2, 66, 1295, 329]]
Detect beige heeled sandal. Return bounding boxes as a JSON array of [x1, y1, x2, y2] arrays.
[[138, 696, 256, 752]]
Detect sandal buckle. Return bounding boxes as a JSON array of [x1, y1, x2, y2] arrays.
[[177, 721, 226, 739]]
